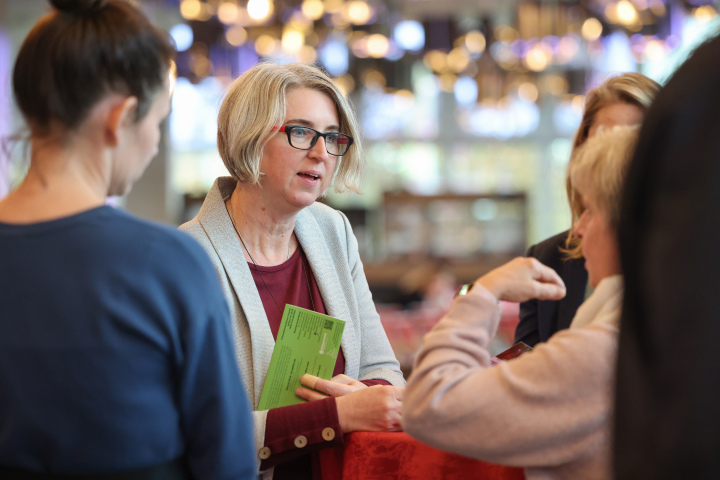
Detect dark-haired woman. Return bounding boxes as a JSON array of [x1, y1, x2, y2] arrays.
[[0, 1, 254, 478]]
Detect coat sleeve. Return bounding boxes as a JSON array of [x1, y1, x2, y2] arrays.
[[403, 285, 616, 468]]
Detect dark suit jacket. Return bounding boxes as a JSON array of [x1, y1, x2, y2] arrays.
[[514, 230, 587, 346], [615, 35, 720, 480]]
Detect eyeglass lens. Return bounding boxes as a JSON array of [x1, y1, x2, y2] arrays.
[[288, 127, 351, 156]]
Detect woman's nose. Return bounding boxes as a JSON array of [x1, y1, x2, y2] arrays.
[[308, 136, 329, 160]]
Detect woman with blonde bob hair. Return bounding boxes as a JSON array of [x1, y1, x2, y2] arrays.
[[217, 62, 364, 193], [180, 62, 404, 480], [404, 125, 639, 480], [515, 72, 660, 347]]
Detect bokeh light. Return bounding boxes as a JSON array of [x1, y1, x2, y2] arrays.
[[366, 34, 390, 58], [254, 34, 277, 56], [424, 50, 447, 72], [170, 24, 194, 52], [454, 76, 478, 105], [447, 48, 470, 72], [617, 1, 639, 25], [301, 0, 324, 20], [694, 5, 718, 23], [524, 45, 549, 71], [345, 1, 372, 25], [464, 31, 486, 55], [180, 0, 202, 20], [321, 39, 350, 76], [557, 35, 580, 63], [282, 29, 304, 53], [582, 18, 603, 41], [248, 0, 273, 21], [394, 20, 425, 51], [226, 25, 247, 46], [217, 2, 239, 24]]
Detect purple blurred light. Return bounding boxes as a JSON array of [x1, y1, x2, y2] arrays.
[[630, 33, 646, 53], [542, 35, 560, 53], [666, 34, 681, 49], [511, 39, 527, 58]]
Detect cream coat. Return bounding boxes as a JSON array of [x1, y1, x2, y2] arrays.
[[403, 275, 622, 480], [179, 177, 405, 473]]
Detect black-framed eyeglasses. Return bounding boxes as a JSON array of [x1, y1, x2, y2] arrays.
[[278, 125, 354, 156]]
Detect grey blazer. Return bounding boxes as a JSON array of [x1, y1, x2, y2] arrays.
[[179, 177, 405, 466]]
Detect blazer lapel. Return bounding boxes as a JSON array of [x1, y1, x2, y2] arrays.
[[294, 207, 359, 376], [557, 258, 589, 331], [196, 178, 276, 406]]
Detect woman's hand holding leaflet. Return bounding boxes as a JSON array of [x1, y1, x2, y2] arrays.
[[297, 373, 403, 433]]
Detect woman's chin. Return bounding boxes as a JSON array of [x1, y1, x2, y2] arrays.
[[283, 191, 323, 210]]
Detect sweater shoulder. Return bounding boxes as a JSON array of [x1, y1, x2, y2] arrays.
[[95, 211, 218, 295]]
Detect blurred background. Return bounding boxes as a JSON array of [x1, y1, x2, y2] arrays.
[[1, 0, 718, 367]]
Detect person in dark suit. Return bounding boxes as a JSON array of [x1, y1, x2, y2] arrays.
[[515, 73, 660, 346], [615, 35, 720, 480], [514, 231, 588, 345]]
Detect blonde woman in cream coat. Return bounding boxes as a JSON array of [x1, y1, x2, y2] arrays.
[[180, 62, 404, 480], [404, 125, 639, 480]]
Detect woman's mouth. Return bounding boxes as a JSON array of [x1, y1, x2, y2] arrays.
[[298, 172, 320, 181]]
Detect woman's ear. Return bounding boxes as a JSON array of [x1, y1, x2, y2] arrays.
[[104, 96, 138, 147]]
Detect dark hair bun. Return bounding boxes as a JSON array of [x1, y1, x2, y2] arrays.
[[50, 0, 106, 14]]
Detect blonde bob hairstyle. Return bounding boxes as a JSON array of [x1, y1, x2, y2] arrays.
[[217, 62, 363, 193], [569, 125, 639, 232], [564, 72, 660, 258]]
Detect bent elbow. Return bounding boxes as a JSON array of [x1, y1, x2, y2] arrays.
[[402, 409, 433, 445], [402, 389, 446, 444]]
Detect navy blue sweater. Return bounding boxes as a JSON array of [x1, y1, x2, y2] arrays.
[[0, 206, 254, 479]]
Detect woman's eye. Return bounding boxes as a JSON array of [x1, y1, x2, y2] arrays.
[[326, 133, 339, 144], [291, 128, 311, 137]]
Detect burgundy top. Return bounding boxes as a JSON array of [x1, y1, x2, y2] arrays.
[[249, 246, 390, 480], [250, 246, 346, 375]]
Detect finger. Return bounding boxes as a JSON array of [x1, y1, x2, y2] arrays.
[[394, 386, 404, 401], [330, 374, 356, 385], [311, 377, 355, 397], [295, 387, 328, 402], [534, 281, 567, 301], [530, 261, 565, 288], [300, 374, 320, 390]]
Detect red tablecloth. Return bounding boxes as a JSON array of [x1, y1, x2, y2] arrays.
[[320, 432, 525, 480]]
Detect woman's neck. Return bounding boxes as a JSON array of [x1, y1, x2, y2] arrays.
[[226, 185, 298, 266], [0, 138, 110, 224]]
